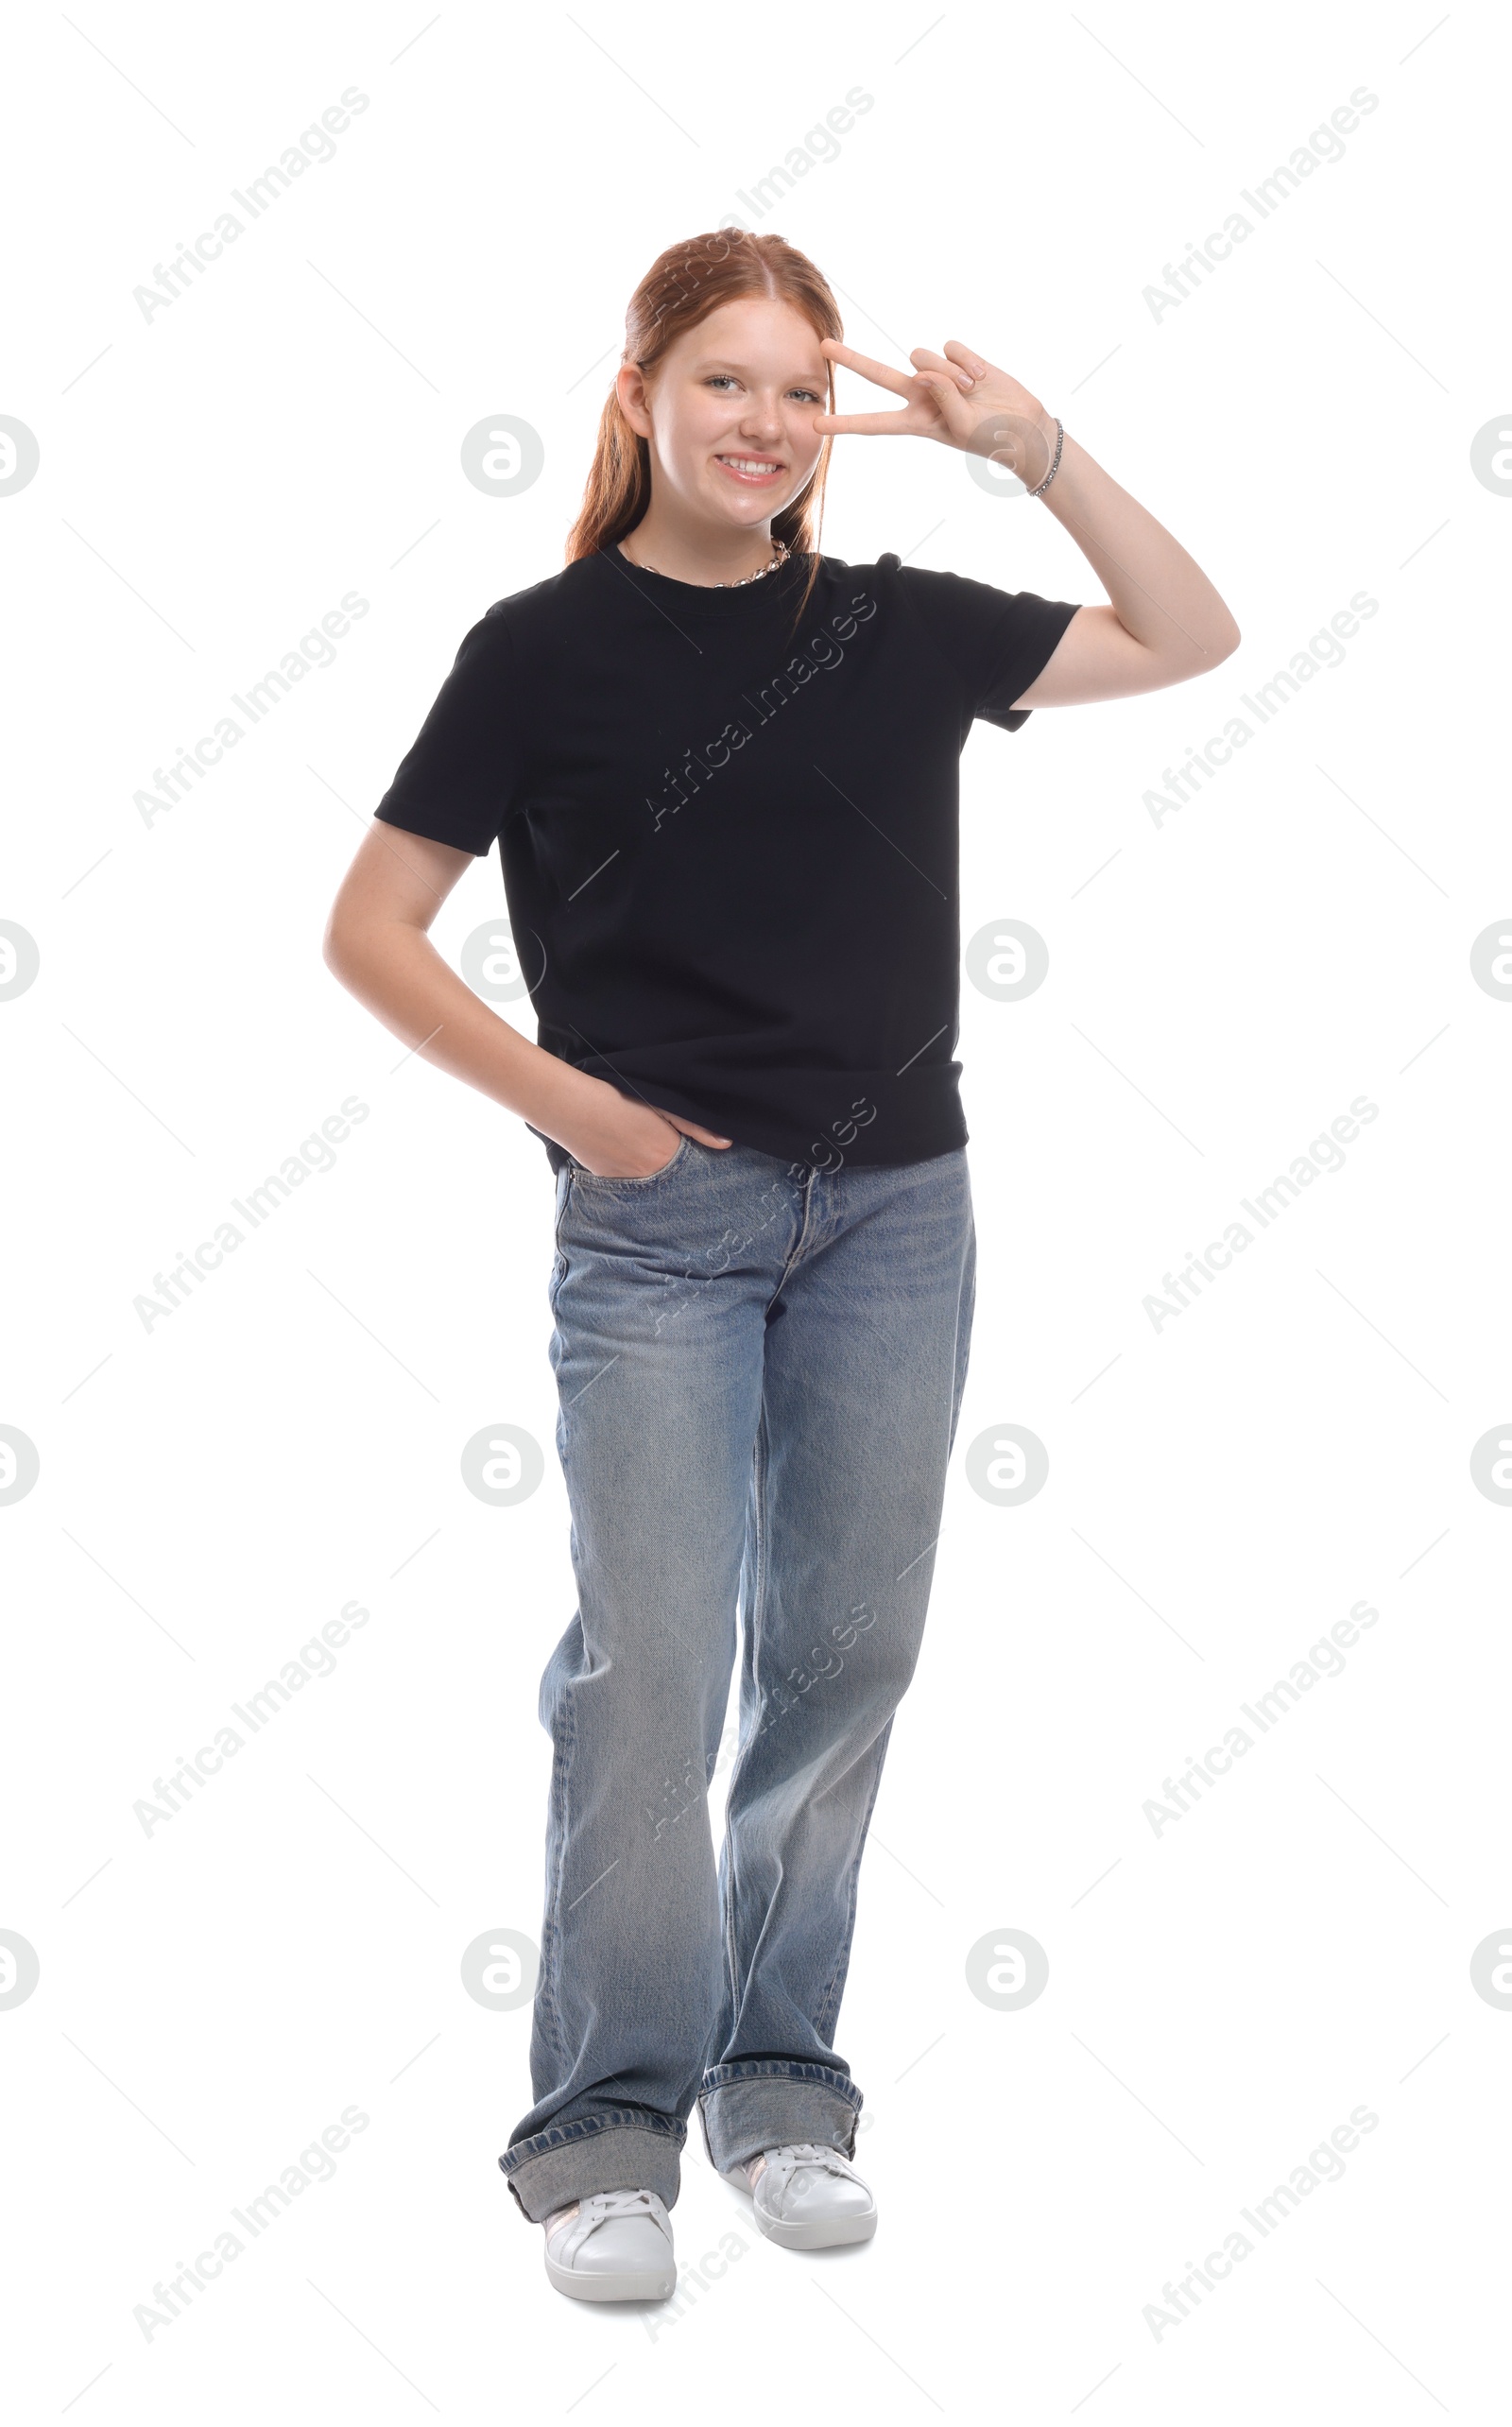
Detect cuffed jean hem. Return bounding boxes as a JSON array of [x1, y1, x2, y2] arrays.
[[498, 2114, 685, 2222], [696, 2061, 863, 2177]]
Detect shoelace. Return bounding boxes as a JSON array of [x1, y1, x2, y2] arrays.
[[550, 2188, 668, 2264], [752, 2142, 867, 2212]]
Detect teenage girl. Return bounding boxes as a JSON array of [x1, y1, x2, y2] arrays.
[[323, 229, 1239, 2303]]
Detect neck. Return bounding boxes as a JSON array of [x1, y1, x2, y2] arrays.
[[618, 504, 782, 588]]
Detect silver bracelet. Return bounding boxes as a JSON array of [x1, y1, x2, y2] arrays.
[[1027, 416, 1064, 497]]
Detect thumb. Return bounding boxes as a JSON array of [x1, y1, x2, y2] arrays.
[[668, 1117, 733, 1147]]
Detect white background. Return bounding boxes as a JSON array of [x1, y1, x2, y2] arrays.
[[4, 1, 1506, 2415]]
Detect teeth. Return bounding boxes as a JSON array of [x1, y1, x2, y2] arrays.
[[721, 456, 781, 473]]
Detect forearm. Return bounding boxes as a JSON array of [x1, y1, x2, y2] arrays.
[[1024, 407, 1240, 672], [324, 920, 604, 1148]]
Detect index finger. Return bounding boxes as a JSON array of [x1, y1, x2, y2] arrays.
[[819, 337, 919, 402]]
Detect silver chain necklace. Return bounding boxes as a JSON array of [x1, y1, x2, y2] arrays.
[[619, 537, 791, 588]]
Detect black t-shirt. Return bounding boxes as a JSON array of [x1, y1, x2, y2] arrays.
[[373, 545, 1079, 1175]]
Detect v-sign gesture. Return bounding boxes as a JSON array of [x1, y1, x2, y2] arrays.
[[812, 334, 1242, 708], [814, 336, 1056, 488]]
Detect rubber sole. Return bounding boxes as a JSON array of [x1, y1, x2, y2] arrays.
[[544, 2248, 677, 2302], [752, 2204, 878, 2251]]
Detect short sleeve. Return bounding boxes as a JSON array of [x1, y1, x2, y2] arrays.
[[893, 561, 1081, 732], [373, 607, 528, 855]]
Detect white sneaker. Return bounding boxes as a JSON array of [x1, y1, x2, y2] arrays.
[[730, 2141, 877, 2249], [541, 2188, 677, 2302]]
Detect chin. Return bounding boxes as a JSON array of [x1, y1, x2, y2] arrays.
[[707, 485, 793, 522]]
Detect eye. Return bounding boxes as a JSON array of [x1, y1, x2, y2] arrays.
[[704, 374, 824, 402]]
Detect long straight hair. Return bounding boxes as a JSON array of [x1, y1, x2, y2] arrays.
[[565, 229, 843, 630]]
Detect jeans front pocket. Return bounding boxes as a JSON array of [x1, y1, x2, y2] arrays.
[[568, 1130, 693, 1191]]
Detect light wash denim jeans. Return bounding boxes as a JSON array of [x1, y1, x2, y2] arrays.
[[498, 1133, 975, 2222]]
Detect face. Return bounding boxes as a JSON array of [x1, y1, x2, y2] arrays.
[[617, 296, 830, 528]]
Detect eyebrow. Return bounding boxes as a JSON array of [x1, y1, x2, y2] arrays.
[[690, 357, 827, 379]]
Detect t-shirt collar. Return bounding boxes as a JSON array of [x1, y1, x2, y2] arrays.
[[593, 541, 813, 622]]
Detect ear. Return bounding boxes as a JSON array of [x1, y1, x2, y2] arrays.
[[616, 359, 653, 439]]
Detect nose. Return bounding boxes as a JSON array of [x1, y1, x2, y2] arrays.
[[738, 401, 785, 445]]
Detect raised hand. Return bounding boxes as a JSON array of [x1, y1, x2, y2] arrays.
[[814, 337, 1056, 489]]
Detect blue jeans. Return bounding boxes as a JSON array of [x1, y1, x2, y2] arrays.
[[498, 1134, 976, 2221]]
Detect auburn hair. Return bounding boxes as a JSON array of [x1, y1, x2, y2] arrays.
[[565, 228, 843, 629]]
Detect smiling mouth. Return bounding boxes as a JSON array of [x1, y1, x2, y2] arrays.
[[714, 454, 786, 482]]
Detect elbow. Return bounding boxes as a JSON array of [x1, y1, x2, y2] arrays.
[[1144, 611, 1241, 692], [1179, 619, 1239, 681], [1211, 609, 1242, 664], [322, 906, 359, 983]]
